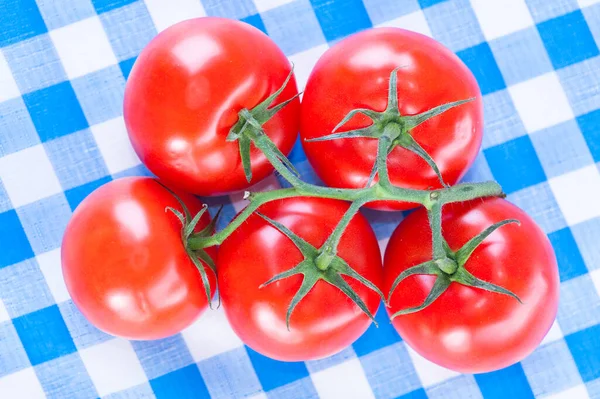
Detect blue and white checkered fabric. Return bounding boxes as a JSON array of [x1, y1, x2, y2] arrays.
[[1, 0, 600, 398]]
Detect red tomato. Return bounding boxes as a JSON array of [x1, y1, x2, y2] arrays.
[[218, 197, 382, 361], [384, 198, 559, 373], [61, 177, 216, 340], [124, 17, 299, 196], [300, 28, 482, 210]]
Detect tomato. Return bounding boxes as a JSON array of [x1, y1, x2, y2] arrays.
[[384, 198, 559, 373], [300, 28, 482, 210], [124, 17, 299, 196], [218, 197, 382, 361], [61, 177, 216, 340]]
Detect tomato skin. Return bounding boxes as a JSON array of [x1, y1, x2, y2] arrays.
[[61, 177, 216, 340], [218, 197, 382, 361], [384, 198, 559, 373], [124, 17, 300, 196], [300, 28, 482, 211]]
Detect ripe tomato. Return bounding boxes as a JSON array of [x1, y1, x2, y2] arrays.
[[124, 17, 299, 196], [218, 197, 382, 361], [384, 198, 559, 373], [61, 177, 216, 340], [300, 28, 482, 210]]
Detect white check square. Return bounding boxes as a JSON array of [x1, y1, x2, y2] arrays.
[[79, 338, 147, 397], [470, 0, 534, 41], [578, 0, 600, 8], [181, 306, 244, 361], [540, 319, 564, 346], [405, 344, 459, 387], [0, 145, 62, 207], [311, 358, 375, 399], [547, 385, 590, 399], [509, 72, 574, 133], [0, 368, 45, 399], [253, 0, 295, 12], [37, 248, 70, 303], [549, 165, 600, 226], [91, 117, 141, 175], [50, 16, 118, 79], [145, 0, 206, 32], [0, 50, 20, 102], [377, 10, 433, 38], [0, 298, 10, 323], [288, 44, 328, 92]]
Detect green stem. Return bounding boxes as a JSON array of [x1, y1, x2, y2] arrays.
[[427, 201, 446, 260]]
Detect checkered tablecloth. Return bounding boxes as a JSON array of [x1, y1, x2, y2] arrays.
[[1, 0, 600, 398]]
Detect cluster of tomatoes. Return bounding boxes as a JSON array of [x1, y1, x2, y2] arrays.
[[61, 17, 559, 374]]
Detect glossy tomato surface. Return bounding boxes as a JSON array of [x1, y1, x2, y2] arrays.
[[218, 197, 382, 361], [384, 198, 559, 373], [61, 177, 216, 340], [301, 28, 482, 210], [124, 17, 299, 196]]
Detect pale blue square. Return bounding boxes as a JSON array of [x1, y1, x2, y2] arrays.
[[0, 258, 54, 318], [0, 181, 11, 213], [558, 56, 600, 117], [0, 321, 31, 377], [305, 346, 357, 373], [423, 0, 485, 52], [104, 383, 155, 399], [481, 90, 528, 149], [361, 207, 404, 239], [2, 34, 67, 94], [35, 0, 95, 30], [198, 348, 263, 399], [362, 0, 420, 25], [571, 217, 600, 271], [44, 129, 110, 190], [201, 0, 257, 19], [489, 27, 553, 86], [35, 352, 98, 399], [360, 343, 421, 399], [506, 182, 567, 234], [0, 98, 40, 157], [132, 335, 195, 380], [557, 274, 600, 335], [265, 377, 318, 399], [586, 377, 600, 399], [461, 151, 494, 183], [261, 0, 326, 55], [583, 3, 600, 50], [58, 300, 113, 349], [100, 1, 156, 61], [71, 65, 125, 125], [530, 120, 594, 178], [426, 375, 483, 399], [521, 340, 583, 397], [16, 193, 72, 254], [526, 0, 579, 23]]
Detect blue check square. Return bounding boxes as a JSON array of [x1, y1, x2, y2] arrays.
[[35, 352, 98, 399], [489, 27, 553, 86], [246, 346, 309, 391], [484, 135, 547, 194], [566, 324, 600, 382], [23, 81, 88, 142], [44, 129, 110, 190], [0, 98, 40, 157], [261, 0, 326, 55], [399, 389, 428, 399], [132, 335, 195, 380], [0, 0, 47, 47], [198, 348, 262, 398], [457, 42, 506, 96], [15, 194, 72, 254], [525, 0, 579, 23], [2, 34, 68, 94], [571, 218, 600, 271], [0, 210, 35, 269], [577, 109, 600, 163], [363, 0, 420, 25], [241, 14, 267, 34], [423, 0, 484, 52], [119, 56, 137, 79], [64, 176, 112, 211], [13, 305, 77, 366], [0, 258, 54, 317], [475, 363, 535, 399], [361, 343, 421, 399], [71, 66, 125, 126], [150, 364, 211, 399], [538, 10, 599, 70], [0, 322, 31, 377], [100, 1, 157, 61], [91, 0, 136, 14], [549, 227, 589, 282], [310, 0, 372, 42], [353, 305, 401, 357], [35, 0, 96, 30], [418, 0, 447, 8]]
